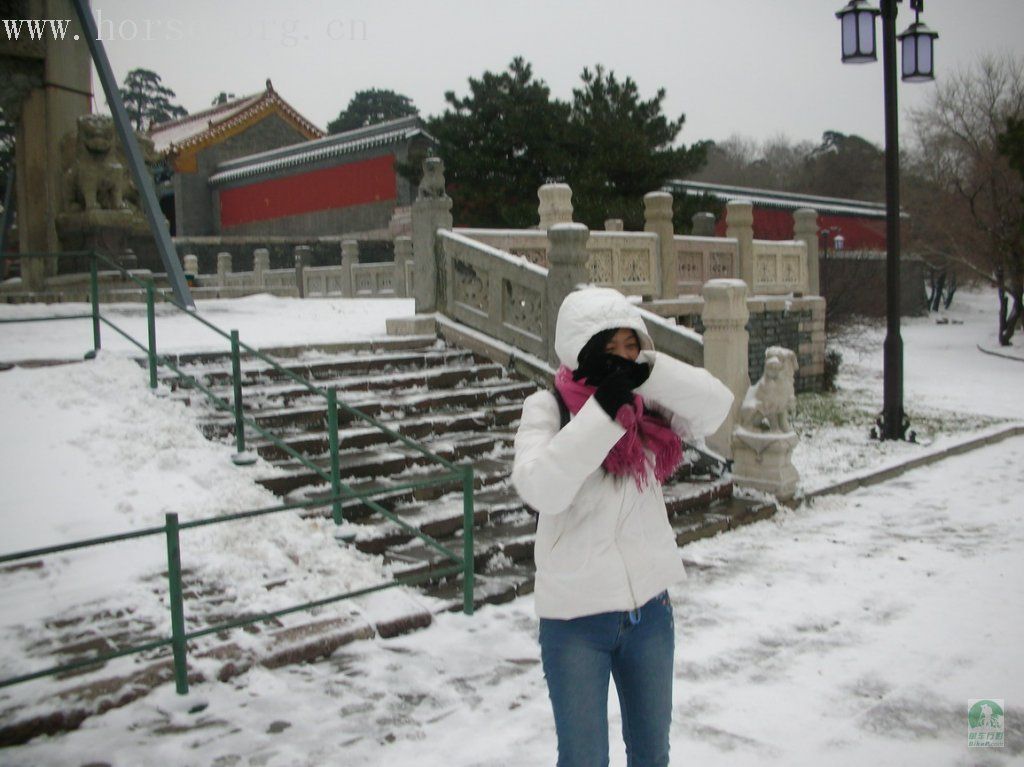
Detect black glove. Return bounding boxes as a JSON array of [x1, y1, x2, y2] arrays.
[[573, 350, 631, 385], [625, 358, 651, 388], [592, 359, 650, 418], [593, 367, 635, 418]]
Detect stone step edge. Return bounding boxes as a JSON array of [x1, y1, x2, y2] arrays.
[[154, 335, 441, 367], [0, 600, 429, 748], [0, 490, 741, 746]]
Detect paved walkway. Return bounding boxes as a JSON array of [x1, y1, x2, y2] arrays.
[[8, 436, 1023, 767]]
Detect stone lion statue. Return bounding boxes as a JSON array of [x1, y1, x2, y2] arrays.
[[417, 157, 448, 200], [61, 114, 130, 212], [739, 346, 798, 433]]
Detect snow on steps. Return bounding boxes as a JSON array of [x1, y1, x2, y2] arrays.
[[0, 582, 428, 747], [173, 335, 752, 609], [0, 336, 763, 745]]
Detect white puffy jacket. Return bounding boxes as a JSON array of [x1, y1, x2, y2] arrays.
[[512, 288, 734, 619]]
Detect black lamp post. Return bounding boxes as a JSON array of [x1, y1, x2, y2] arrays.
[[835, 0, 938, 441]]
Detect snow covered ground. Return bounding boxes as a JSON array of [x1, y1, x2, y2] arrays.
[[1, 288, 1022, 766]]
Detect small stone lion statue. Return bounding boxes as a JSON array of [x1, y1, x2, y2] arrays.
[[739, 346, 798, 433], [417, 157, 448, 200], [61, 114, 129, 212]]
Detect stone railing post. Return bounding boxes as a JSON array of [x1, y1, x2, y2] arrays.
[[691, 212, 716, 237], [701, 279, 750, 458], [294, 245, 311, 298], [411, 157, 453, 312], [604, 219, 624, 232], [726, 200, 754, 290], [793, 208, 819, 296], [183, 253, 198, 281], [546, 223, 591, 366], [644, 191, 674, 299], [538, 183, 573, 229], [341, 240, 358, 298], [216, 251, 232, 288], [394, 236, 413, 298], [253, 248, 270, 289]]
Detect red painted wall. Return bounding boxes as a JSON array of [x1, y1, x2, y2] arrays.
[[218, 154, 397, 228], [714, 207, 886, 250]]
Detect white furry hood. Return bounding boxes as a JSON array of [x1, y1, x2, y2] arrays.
[[553, 287, 654, 370]]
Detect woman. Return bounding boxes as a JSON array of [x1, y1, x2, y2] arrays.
[[512, 287, 734, 766]]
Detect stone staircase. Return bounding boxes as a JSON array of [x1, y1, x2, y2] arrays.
[[0, 334, 779, 746], [168, 334, 777, 612]]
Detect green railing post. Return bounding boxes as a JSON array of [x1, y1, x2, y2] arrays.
[[88, 253, 101, 357], [164, 512, 189, 695], [462, 465, 475, 616], [231, 330, 246, 454], [146, 283, 157, 389], [327, 388, 343, 525]]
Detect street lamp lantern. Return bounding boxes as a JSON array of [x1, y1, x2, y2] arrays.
[[835, 0, 938, 442], [836, 1, 881, 63], [897, 19, 939, 82]]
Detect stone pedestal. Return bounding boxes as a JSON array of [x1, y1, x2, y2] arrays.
[[341, 240, 358, 298], [644, 191, 674, 299], [183, 253, 199, 287], [217, 251, 232, 287], [691, 212, 716, 237], [294, 245, 311, 297], [731, 428, 800, 501], [538, 183, 573, 230], [546, 223, 591, 366], [726, 200, 754, 289], [793, 207, 820, 296], [54, 208, 147, 274], [394, 236, 413, 298], [253, 248, 270, 290], [411, 158, 453, 313], [701, 279, 750, 458]]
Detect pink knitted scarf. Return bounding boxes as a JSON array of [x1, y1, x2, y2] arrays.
[[554, 365, 683, 490]]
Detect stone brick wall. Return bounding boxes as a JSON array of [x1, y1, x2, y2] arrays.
[[820, 252, 929, 321], [664, 295, 826, 393]]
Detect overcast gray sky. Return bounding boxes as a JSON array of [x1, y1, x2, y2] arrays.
[[91, 0, 1024, 149]]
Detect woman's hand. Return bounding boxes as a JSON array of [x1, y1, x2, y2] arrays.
[[593, 357, 651, 418]]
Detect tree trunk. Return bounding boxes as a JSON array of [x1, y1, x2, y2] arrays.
[[943, 271, 958, 309], [997, 265, 1024, 346], [1001, 291, 1023, 346]]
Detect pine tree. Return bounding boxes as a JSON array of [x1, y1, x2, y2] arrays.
[[328, 89, 418, 134], [567, 65, 709, 230], [119, 68, 188, 132], [429, 58, 709, 230], [429, 58, 572, 227]]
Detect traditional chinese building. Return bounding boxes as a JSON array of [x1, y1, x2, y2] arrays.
[[668, 180, 926, 318], [149, 80, 323, 236], [206, 116, 433, 238], [667, 180, 889, 252]]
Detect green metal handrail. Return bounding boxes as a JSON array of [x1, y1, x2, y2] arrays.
[[0, 473, 475, 693], [0, 250, 478, 698]]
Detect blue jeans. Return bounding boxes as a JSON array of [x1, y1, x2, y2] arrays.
[[539, 591, 674, 767]]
